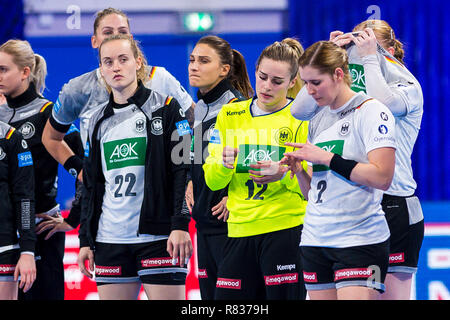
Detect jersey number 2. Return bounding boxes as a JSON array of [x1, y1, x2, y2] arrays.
[[316, 180, 327, 203]]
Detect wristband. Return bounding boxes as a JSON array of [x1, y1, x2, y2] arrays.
[[63, 155, 83, 178], [328, 153, 358, 180]]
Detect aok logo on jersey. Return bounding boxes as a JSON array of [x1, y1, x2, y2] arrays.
[[103, 137, 146, 170], [348, 64, 367, 93], [236, 144, 285, 173], [313, 140, 344, 172]]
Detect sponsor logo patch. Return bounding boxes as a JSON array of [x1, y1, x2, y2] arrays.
[[18, 151, 33, 167], [216, 278, 241, 289], [389, 252, 405, 264], [264, 273, 298, 286], [95, 266, 122, 276], [198, 269, 208, 278], [103, 137, 146, 170], [303, 271, 318, 283], [334, 268, 372, 281], [141, 257, 177, 268], [0, 264, 16, 274]]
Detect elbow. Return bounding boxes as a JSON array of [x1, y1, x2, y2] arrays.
[[378, 175, 393, 191]]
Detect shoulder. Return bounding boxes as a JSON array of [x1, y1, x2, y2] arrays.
[[0, 120, 12, 139], [59, 69, 102, 101], [220, 98, 251, 114]]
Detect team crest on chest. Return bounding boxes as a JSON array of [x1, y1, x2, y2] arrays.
[[150, 117, 163, 135], [274, 127, 293, 145], [135, 117, 146, 133], [339, 121, 350, 136], [19, 122, 35, 139]]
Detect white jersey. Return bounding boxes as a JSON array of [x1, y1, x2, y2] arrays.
[[347, 45, 423, 197], [96, 104, 167, 244], [292, 44, 423, 198], [301, 92, 396, 248], [52, 67, 193, 148]]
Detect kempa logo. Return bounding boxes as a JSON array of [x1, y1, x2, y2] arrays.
[[226, 110, 246, 116], [103, 137, 146, 170]]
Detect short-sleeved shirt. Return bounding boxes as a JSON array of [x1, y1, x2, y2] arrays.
[[301, 92, 396, 248]]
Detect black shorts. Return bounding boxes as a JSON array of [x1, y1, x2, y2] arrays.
[[94, 240, 187, 286], [196, 231, 228, 300], [0, 247, 20, 282], [215, 225, 306, 300], [301, 240, 389, 293], [382, 194, 424, 274]]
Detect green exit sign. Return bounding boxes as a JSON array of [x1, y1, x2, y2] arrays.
[[183, 12, 215, 32]]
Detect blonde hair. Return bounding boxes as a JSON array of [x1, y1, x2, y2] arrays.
[[256, 37, 304, 98], [0, 39, 47, 95], [353, 19, 405, 65], [98, 34, 149, 91], [93, 7, 130, 35], [299, 41, 352, 87]]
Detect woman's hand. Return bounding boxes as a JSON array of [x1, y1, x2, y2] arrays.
[[351, 28, 378, 58], [222, 146, 238, 169], [284, 142, 333, 167], [248, 161, 286, 184], [14, 253, 36, 293], [185, 180, 194, 212], [167, 230, 193, 267], [35, 213, 74, 240], [77, 247, 95, 279], [211, 196, 229, 222]]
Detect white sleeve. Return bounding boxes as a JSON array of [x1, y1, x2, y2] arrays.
[[290, 86, 320, 120], [362, 55, 410, 117], [149, 67, 194, 112], [358, 100, 397, 154]]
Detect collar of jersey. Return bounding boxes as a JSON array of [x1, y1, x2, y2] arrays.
[[5, 82, 39, 108], [249, 96, 293, 117], [104, 81, 150, 117], [197, 78, 233, 104]]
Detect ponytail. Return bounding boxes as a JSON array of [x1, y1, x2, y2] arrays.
[[197, 35, 254, 99], [0, 40, 47, 95], [230, 49, 254, 99], [392, 39, 405, 65], [32, 54, 47, 95]]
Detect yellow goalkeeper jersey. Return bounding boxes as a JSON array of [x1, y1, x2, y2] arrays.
[[203, 98, 308, 237]]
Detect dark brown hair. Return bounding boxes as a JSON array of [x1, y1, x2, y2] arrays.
[[197, 35, 254, 99]]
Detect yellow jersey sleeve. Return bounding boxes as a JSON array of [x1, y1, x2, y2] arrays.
[[203, 107, 234, 191]]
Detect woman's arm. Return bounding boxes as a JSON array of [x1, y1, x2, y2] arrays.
[[283, 142, 395, 191]]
